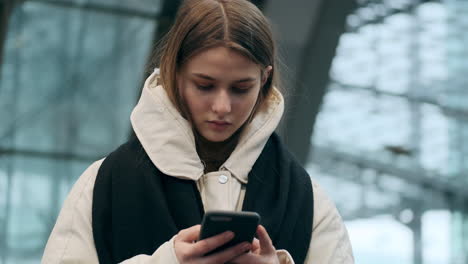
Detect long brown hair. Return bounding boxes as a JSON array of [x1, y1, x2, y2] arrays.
[[152, 0, 279, 119]]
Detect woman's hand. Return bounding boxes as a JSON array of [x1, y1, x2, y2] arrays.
[[174, 224, 252, 264], [228, 225, 280, 264]]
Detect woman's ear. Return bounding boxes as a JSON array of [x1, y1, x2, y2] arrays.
[[261, 65, 273, 86]]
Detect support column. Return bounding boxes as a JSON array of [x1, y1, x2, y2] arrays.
[[408, 208, 423, 264], [266, 0, 357, 164], [0, 0, 15, 76]]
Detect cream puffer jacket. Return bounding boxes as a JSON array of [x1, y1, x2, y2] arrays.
[[42, 70, 354, 263]]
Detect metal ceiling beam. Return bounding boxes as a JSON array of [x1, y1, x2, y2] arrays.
[[25, 0, 159, 19], [311, 145, 468, 202], [330, 80, 468, 120], [0, 147, 100, 162]]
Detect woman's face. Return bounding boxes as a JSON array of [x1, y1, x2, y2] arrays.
[[177, 46, 272, 142]]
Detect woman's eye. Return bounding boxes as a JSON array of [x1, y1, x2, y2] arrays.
[[232, 87, 251, 94], [196, 84, 213, 91]]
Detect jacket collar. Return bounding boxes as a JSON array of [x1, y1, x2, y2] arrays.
[[130, 70, 284, 183]]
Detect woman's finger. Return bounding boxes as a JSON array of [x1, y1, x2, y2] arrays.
[[227, 251, 255, 264], [251, 238, 260, 252], [205, 241, 252, 264], [257, 225, 275, 254], [191, 230, 235, 256], [176, 225, 201, 242]]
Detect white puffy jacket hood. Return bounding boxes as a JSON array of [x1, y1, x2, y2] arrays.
[[130, 69, 285, 183]]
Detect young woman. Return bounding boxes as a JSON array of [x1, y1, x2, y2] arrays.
[[42, 0, 354, 263]]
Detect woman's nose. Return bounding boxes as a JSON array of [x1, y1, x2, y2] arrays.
[[212, 91, 231, 116]]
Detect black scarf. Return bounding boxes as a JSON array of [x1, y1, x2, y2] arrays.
[[92, 133, 313, 263]]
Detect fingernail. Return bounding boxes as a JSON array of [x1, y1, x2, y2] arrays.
[[225, 231, 234, 239], [242, 242, 251, 250]]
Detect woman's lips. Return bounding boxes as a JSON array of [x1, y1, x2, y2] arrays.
[[207, 121, 231, 131]]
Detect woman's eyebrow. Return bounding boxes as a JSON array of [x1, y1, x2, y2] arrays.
[[192, 73, 257, 83], [235, 77, 257, 83], [193, 73, 216, 80]]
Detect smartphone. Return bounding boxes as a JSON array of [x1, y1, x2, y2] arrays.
[[199, 210, 260, 255]]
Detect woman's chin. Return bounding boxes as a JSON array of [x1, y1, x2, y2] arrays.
[[203, 133, 231, 143], [198, 128, 235, 143]]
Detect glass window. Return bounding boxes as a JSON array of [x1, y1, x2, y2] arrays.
[[308, 1, 468, 263], [0, 1, 158, 262]]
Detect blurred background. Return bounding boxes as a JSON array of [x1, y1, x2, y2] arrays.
[[0, 0, 467, 263]]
